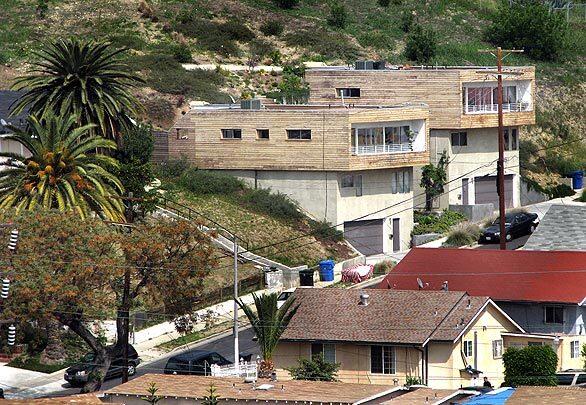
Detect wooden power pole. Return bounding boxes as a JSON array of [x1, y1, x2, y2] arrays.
[[478, 47, 524, 250]]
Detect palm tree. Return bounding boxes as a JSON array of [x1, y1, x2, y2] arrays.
[[237, 292, 299, 376], [0, 114, 125, 221], [10, 39, 144, 142]]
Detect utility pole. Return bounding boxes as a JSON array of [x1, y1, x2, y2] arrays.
[[478, 47, 524, 250], [233, 234, 239, 372], [121, 192, 134, 383]]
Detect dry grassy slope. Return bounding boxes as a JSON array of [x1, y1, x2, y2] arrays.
[[1, 0, 584, 186]]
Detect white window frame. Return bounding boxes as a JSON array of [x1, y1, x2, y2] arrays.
[[391, 169, 411, 194], [492, 339, 503, 359], [570, 341, 580, 359], [337, 88, 361, 98], [463, 340, 473, 357], [370, 345, 396, 375]]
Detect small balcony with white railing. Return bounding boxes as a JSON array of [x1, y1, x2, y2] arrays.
[[463, 82, 532, 115], [211, 360, 258, 380], [350, 121, 426, 156], [464, 102, 531, 114]]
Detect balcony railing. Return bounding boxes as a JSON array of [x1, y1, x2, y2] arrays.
[[351, 143, 413, 155], [464, 102, 531, 114], [211, 361, 258, 379]]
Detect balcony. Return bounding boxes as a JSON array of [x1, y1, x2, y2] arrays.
[[464, 102, 531, 114], [350, 143, 413, 155]]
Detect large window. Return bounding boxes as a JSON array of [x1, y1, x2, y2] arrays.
[[463, 340, 473, 357], [545, 306, 563, 324], [337, 88, 361, 98], [492, 339, 503, 359], [370, 346, 395, 374], [391, 169, 411, 194], [311, 343, 336, 364], [287, 129, 312, 140], [451, 132, 468, 147], [221, 129, 242, 139], [571, 341, 580, 358], [352, 125, 413, 155], [465, 85, 521, 113]]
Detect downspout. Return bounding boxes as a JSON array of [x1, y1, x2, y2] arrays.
[[474, 331, 478, 371]]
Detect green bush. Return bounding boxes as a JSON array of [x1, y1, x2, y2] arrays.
[[178, 169, 245, 195], [400, 10, 415, 32], [485, 0, 569, 61], [260, 20, 284, 37], [155, 157, 191, 179], [377, 0, 391, 7], [406, 375, 422, 386], [286, 354, 340, 382], [546, 183, 575, 199], [579, 189, 586, 203], [404, 25, 437, 63], [309, 219, 344, 242], [274, 0, 299, 9], [172, 43, 192, 63], [444, 222, 481, 247], [412, 210, 466, 235], [327, 2, 348, 29], [174, 18, 255, 56], [283, 29, 361, 61], [250, 39, 275, 59], [242, 188, 303, 221], [503, 345, 558, 386], [373, 260, 394, 275], [142, 97, 177, 128]]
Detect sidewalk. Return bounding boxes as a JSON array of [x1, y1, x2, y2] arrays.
[[521, 191, 584, 220]]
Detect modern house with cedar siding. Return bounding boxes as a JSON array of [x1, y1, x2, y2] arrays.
[[170, 102, 430, 255], [274, 288, 561, 389], [305, 65, 536, 210]]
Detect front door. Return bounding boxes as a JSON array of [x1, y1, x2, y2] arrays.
[[392, 218, 400, 252], [462, 178, 469, 205]]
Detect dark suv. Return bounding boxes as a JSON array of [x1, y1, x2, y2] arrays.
[[164, 350, 231, 375], [64, 345, 140, 387]]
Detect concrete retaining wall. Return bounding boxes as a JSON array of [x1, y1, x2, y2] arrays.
[[449, 203, 494, 223], [412, 233, 443, 246]]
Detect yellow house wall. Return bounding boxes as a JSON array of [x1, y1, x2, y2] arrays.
[[504, 335, 586, 371]]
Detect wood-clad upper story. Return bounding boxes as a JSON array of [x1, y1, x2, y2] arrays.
[[170, 103, 430, 171], [305, 66, 536, 130]]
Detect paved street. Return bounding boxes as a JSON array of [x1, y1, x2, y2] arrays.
[[475, 234, 530, 250], [7, 327, 258, 398]]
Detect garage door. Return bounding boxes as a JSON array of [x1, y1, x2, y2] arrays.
[[344, 219, 384, 256], [475, 174, 514, 208]]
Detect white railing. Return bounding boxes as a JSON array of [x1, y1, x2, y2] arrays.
[[211, 361, 258, 380], [350, 143, 413, 155], [464, 102, 531, 114]]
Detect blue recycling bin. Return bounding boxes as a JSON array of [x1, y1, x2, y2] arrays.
[[570, 170, 583, 190], [318, 259, 335, 282]]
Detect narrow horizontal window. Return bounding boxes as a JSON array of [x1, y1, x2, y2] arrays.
[[221, 129, 242, 139], [287, 129, 311, 140], [337, 88, 361, 98], [257, 129, 270, 139]]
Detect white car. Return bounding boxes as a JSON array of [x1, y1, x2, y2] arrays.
[[277, 288, 296, 309]]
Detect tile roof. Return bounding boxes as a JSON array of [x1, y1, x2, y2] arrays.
[[105, 374, 393, 404], [381, 388, 474, 404], [0, 394, 107, 404], [506, 386, 586, 404], [524, 205, 586, 251], [379, 248, 586, 304], [280, 289, 490, 345]]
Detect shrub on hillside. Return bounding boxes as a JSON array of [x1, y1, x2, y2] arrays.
[[250, 39, 275, 60], [413, 210, 466, 235], [274, 0, 299, 9], [327, 2, 348, 29], [377, 0, 391, 7], [546, 183, 575, 199], [309, 219, 344, 242], [283, 29, 361, 61], [485, 0, 569, 61], [260, 20, 284, 37], [503, 345, 558, 386], [174, 18, 255, 56], [155, 157, 190, 179], [404, 25, 437, 64], [242, 188, 303, 221], [178, 168, 245, 195], [172, 43, 192, 63], [444, 222, 481, 247], [400, 10, 415, 32], [373, 260, 394, 275]]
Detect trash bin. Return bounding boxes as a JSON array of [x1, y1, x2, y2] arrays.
[[318, 259, 335, 282], [570, 170, 584, 190], [299, 268, 315, 287]]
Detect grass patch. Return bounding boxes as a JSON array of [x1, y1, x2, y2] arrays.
[[413, 210, 466, 235], [178, 168, 245, 195], [283, 29, 361, 61], [373, 260, 394, 276], [443, 222, 481, 247]]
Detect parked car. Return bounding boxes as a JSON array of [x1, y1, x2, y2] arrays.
[[164, 350, 232, 375], [64, 344, 140, 387], [479, 212, 539, 243], [556, 369, 586, 386]]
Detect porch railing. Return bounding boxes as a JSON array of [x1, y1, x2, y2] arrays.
[[464, 102, 531, 114], [350, 143, 413, 155], [211, 361, 258, 379]]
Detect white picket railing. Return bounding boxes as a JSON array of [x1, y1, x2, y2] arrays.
[[350, 143, 412, 155], [464, 102, 531, 114], [211, 360, 258, 380]]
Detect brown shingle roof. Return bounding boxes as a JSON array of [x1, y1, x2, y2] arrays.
[[105, 374, 393, 404], [0, 394, 107, 404], [381, 388, 474, 404], [507, 386, 586, 405], [280, 289, 490, 345]]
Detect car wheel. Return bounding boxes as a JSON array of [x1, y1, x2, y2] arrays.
[[529, 225, 535, 234], [128, 364, 136, 376], [505, 233, 512, 241]]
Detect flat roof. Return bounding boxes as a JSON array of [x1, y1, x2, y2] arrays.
[[307, 65, 534, 72], [189, 102, 428, 113]]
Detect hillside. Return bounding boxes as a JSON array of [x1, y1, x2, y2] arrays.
[[0, 0, 584, 187]]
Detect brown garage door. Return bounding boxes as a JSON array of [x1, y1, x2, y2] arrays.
[[344, 219, 384, 256], [475, 174, 514, 208]]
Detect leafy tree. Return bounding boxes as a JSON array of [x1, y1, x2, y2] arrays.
[[327, 2, 348, 29], [485, 0, 569, 61], [273, 0, 299, 9], [11, 39, 144, 142], [202, 384, 219, 405], [237, 292, 299, 376], [503, 345, 558, 386], [378, 0, 391, 7], [286, 354, 340, 381], [0, 114, 125, 221], [2, 210, 216, 392], [141, 382, 162, 404], [420, 151, 448, 212], [404, 25, 437, 64]]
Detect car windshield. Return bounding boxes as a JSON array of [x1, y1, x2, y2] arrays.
[[278, 292, 292, 300], [492, 215, 515, 226]]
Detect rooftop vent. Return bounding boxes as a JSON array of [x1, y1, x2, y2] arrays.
[[241, 99, 262, 110], [355, 60, 386, 70], [359, 292, 370, 306], [441, 281, 449, 291]]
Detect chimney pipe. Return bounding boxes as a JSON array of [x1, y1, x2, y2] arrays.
[[441, 281, 449, 291], [359, 292, 370, 306]]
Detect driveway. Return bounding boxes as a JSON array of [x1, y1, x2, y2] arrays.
[[475, 234, 530, 250]]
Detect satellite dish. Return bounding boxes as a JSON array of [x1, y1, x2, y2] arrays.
[[417, 278, 424, 290]]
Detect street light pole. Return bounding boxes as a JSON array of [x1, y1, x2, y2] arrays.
[[233, 234, 239, 371]]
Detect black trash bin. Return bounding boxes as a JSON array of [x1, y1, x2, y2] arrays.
[[299, 268, 315, 287]]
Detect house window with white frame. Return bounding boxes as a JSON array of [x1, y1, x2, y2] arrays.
[[370, 345, 395, 374], [492, 339, 503, 359], [311, 343, 336, 364], [391, 169, 411, 194], [571, 341, 580, 358], [463, 340, 473, 357], [464, 85, 524, 113]]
